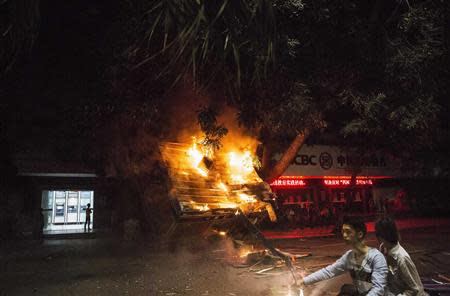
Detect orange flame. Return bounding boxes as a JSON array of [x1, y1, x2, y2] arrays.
[[186, 139, 208, 176], [186, 139, 261, 185], [217, 182, 229, 192], [190, 201, 210, 211], [168, 137, 276, 221], [238, 193, 256, 203], [238, 245, 254, 258], [228, 150, 256, 184]]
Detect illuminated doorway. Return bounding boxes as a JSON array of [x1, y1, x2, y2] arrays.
[[41, 190, 94, 231]]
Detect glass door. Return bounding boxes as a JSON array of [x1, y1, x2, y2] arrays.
[[79, 191, 93, 226], [41, 191, 54, 230], [66, 191, 79, 223]]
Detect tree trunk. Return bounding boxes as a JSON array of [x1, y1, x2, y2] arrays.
[[259, 140, 273, 179], [264, 128, 310, 182]]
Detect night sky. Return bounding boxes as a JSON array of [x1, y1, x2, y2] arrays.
[[4, 0, 119, 155]]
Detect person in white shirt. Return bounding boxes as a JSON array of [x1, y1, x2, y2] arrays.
[[375, 217, 427, 296], [299, 216, 388, 296]]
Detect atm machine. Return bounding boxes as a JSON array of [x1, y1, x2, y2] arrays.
[[53, 191, 66, 224]]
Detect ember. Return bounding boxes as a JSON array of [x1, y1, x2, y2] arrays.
[[239, 247, 254, 259]]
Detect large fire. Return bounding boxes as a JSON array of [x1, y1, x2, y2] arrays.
[[160, 137, 276, 221]]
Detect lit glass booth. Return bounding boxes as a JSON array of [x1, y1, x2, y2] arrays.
[[41, 190, 94, 231]]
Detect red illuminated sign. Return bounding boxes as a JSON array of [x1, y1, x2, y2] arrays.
[[270, 178, 307, 188], [324, 179, 350, 186], [271, 176, 377, 188], [323, 179, 373, 186], [356, 179, 373, 185]]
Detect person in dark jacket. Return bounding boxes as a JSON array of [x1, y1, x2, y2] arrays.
[[84, 203, 92, 231]]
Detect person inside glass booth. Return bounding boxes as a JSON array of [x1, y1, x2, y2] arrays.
[[84, 203, 92, 231]]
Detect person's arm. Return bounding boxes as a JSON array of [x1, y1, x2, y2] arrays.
[[367, 252, 388, 296], [396, 257, 424, 296], [303, 251, 350, 285]]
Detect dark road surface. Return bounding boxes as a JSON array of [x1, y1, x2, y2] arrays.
[[1, 225, 449, 296]]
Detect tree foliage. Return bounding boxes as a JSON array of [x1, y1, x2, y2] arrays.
[[135, 0, 276, 94], [0, 0, 40, 76], [197, 106, 228, 151], [81, 0, 449, 182], [120, 0, 448, 179]]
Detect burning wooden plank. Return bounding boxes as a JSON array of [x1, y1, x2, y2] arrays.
[[160, 141, 277, 222]]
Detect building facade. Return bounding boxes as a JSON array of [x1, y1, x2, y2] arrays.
[[8, 156, 113, 236], [269, 145, 409, 225]]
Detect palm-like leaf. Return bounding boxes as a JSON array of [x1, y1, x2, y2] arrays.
[[137, 0, 277, 95]]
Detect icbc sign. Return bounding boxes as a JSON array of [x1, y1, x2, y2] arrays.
[[293, 152, 333, 170], [294, 155, 317, 166]]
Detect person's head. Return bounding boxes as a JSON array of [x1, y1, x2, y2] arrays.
[[87, 203, 91, 208], [341, 216, 367, 245], [375, 216, 399, 246]]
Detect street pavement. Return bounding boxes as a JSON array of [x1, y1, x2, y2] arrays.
[[1, 223, 450, 296], [262, 217, 450, 239]]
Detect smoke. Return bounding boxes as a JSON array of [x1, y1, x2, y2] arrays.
[[212, 236, 300, 295], [209, 236, 348, 296], [161, 84, 210, 142], [217, 107, 260, 155], [161, 83, 259, 153]]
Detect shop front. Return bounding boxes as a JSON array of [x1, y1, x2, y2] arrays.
[[269, 145, 404, 226], [270, 176, 383, 226], [12, 155, 110, 235]]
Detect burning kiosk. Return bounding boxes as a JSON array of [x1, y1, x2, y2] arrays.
[[160, 140, 277, 240], [160, 140, 301, 289]]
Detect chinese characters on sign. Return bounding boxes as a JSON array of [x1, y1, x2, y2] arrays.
[[323, 179, 373, 186], [324, 179, 351, 186], [270, 178, 307, 188], [356, 179, 373, 185], [336, 155, 386, 168], [270, 178, 374, 188]]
